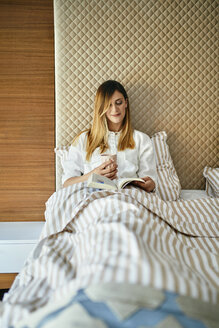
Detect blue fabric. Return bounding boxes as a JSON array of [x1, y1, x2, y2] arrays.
[[77, 289, 207, 328], [17, 289, 208, 328]]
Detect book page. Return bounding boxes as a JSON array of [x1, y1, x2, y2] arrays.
[[88, 174, 145, 190], [94, 174, 116, 188], [87, 173, 117, 190], [118, 178, 145, 189]]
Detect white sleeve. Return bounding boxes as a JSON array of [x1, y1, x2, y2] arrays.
[[56, 135, 85, 185], [137, 132, 157, 186]]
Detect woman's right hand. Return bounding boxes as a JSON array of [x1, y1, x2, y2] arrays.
[[63, 159, 118, 188], [91, 159, 118, 180]]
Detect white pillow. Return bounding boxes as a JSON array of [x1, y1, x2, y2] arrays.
[[203, 167, 219, 198]]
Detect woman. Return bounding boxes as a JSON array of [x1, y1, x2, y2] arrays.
[[62, 80, 156, 192]]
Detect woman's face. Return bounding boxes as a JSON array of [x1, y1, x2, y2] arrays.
[[105, 90, 127, 132]]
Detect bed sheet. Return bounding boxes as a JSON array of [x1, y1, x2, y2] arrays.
[[180, 190, 209, 200], [0, 184, 218, 327]]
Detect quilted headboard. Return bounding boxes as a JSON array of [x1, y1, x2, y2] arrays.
[[54, 0, 218, 190]]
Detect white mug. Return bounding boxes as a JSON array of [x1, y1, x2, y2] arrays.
[[101, 154, 117, 168]]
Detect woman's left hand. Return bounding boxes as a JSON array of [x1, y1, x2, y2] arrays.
[[132, 177, 155, 192]]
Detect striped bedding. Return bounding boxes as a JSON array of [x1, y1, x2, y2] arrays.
[[0, 183, 218, 327]]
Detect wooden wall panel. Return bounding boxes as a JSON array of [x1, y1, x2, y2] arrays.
[[0, 0, 55, 221], [0, 273, 17, 289]]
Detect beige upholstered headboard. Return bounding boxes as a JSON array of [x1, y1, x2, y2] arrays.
[[54, 0, 218, 190]]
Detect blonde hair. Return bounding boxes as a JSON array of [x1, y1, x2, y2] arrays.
[[74, 80, 135, 161]]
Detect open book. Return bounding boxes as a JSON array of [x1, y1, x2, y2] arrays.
[[87, 173, 144, 190]]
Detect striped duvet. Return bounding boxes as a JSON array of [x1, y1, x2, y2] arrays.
[[0, 183, 218, 327]]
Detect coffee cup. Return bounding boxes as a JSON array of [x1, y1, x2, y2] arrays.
[[101, 154, 117, 168]]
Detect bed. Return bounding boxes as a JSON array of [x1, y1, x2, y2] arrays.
[[0, 1, 218, 327], [0, 183, 218, 327], [0, 144, 218, 328]]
